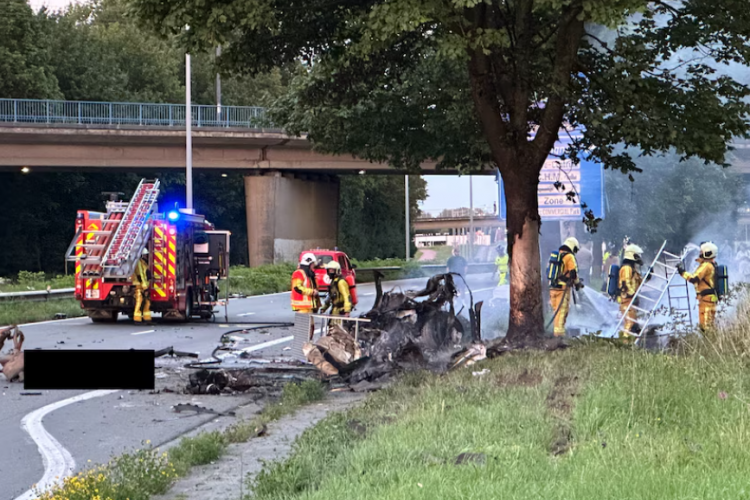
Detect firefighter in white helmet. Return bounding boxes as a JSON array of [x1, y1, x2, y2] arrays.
[[131, 247, 152, 323], [321, 261, 352, 318], [549, 237, 583, 336], [678, 241, 719, 330], [618, 243, 644, 343], [291, 252, 320, 314]]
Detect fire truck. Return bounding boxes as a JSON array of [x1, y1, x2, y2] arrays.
[[65, 179, 230, 322]]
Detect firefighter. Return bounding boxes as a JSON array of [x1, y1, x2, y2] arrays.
[[618, 244, 644, 344], [549, 237, 584, 337], [677, 241, 719, 330], [322, 261, 352, 317], [291, 252, 320, 314], [132, 248, 152, 323], [493, 245, 509, 285]]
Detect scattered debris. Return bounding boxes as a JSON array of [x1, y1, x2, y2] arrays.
[[54, 313, 67, 319], [171, 403, 236, 417], [472, 369, 491, 377], [154, 346, 199, 358], [0, 326, 24, 382], [20, 392, 42, 396]]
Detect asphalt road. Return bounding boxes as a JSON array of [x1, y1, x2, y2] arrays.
[[1, 272, 498, 499]]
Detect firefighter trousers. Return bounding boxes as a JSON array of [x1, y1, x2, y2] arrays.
[[497, 270, 508, 286], [619, 297, 637, 344], [134, 285, 151, 322], [698, 296, 717, 331], [549, 288, 571, 337]]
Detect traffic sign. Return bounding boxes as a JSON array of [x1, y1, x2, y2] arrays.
[[498, 128, 604, 221]]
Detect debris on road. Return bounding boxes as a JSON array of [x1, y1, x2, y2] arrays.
[[171, 403, 236, 417], [186, 362, 321, 395], [0, 326, 24, 382], [154, 346, 199, 358]]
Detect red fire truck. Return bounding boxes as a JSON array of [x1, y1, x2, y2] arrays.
[[65, 179, 230, 322]]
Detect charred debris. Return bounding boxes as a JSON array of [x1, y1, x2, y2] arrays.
[[180, 272, 532, 395]]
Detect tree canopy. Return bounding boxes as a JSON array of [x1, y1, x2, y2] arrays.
[[130, 0, 750, 340]]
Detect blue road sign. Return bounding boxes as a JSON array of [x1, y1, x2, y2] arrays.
[[499, 128, 604, 221]]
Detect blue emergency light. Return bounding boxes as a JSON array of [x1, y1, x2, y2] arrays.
[[167, 210, 180, 221]]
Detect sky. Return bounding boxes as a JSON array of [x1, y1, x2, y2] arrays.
[[420, 175, 499, 216], [29, 0, 75, 10]]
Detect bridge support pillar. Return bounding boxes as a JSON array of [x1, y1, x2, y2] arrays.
[[245, 171, 339, 266]]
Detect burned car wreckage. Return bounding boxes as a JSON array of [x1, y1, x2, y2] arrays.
[[183, 273, 492, 394]]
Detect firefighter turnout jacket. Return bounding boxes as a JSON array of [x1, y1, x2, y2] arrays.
[[680, 258, 718, 328], [618, 263, 642, 301], [132, 258, 149, 287], [328, 276, 352, 315], [291, 267, 319, 311]]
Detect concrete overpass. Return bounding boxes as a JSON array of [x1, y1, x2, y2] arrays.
[[0, 98, 498, 267]]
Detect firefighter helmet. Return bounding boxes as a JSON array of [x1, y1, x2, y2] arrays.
[[300, 252, 317, 266], [700, 241, 718, 260], [325, 261, 341, 274], [563, 237, 580, 254], [623, 244, 644, 263]]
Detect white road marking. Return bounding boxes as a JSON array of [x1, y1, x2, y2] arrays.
[[237, 312, 256, 317], [360, 293, 374, 296], [14, 390, 120, 500], [1, 316, 90, 330], [239, 335, 294, 353], [131, 329, 155, 336]]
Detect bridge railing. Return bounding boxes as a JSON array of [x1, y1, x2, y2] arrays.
[[0, 98, 267, 128]]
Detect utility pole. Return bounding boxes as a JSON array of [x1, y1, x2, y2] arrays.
[[185, 41, 193, 212], [216, 45, 222, 123], [469, 176, 474, 261], [405, 175, 410, 261]]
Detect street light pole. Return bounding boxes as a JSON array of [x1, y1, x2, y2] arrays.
[[405, 175, 410, 261], [215, 45, 222, 123], [469, 176, 474, 261], [185, 50, 193, 211]]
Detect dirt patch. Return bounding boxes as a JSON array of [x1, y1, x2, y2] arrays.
[[545, 375, 580, 456], [496, 368, 543, 388], [152, 392, 366, 500]]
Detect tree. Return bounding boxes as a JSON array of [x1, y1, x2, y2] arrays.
[[339, 175, 427, 260], [131, 0, 750, 342], [599, 152, 744, 255], [0, 0, 61, 98]]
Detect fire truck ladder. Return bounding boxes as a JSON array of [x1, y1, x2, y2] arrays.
[[99, 179, 160, 278], [609, 240, 694, 346]]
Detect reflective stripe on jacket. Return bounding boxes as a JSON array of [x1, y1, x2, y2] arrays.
[[495, 255, 509, 271], [291, 268, 316, 310], [681, 259, 717, 299]]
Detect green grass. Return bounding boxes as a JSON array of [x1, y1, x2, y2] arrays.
[[250, 343, 750, 500], [0, 298, 84, 326], [0, 271, 74, 293], [37, 380, 326, 500]]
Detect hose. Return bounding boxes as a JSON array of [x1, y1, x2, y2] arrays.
[[545, 284, 569, 331], [184, 321, 294, 370]]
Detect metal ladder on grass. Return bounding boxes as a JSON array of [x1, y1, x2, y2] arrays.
[[100, 179, 160, 278], [609, 240, 694, 345]]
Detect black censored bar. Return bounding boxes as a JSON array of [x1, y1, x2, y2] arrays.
[[24, 350, 155, 390]]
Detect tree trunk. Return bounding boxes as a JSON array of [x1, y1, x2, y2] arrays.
[[503, 168, 544, 342]]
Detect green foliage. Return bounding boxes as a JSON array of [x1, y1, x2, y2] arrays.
[[0, 299, 84, 326], [251, 344, 750, 500], [169, 432, 227, 476], [228, 263, 296, 295], [339, 175, 427, 260], [599, 152, 744, 253], [0, 0, 61, 99]]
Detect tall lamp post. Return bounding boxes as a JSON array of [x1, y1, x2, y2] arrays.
[[405, 175, 410, 261], [185, 26, 193, 212]]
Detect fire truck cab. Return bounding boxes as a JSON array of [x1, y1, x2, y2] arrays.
[[65, 179, 230, 322]]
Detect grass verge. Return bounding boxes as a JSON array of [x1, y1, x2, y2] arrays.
[[250, 342, 750, 500], [0, 298, 84, 326], [36, 380, 325, 500]]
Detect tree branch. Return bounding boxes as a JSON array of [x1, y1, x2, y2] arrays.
[[532, 2, 585, 166]]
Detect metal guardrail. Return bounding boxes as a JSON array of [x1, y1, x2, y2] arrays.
[[0, 288, 75, 302], [0, 98, 267, 129]]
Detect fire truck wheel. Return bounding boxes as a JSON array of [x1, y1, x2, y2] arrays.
[[182, 288, 193, 322]]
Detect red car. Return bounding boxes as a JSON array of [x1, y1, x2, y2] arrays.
[[299, 249, 359, 307]]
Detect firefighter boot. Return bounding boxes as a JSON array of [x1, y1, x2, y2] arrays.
[[133, 285, 144, 322], [143, 292, 152, 323]]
